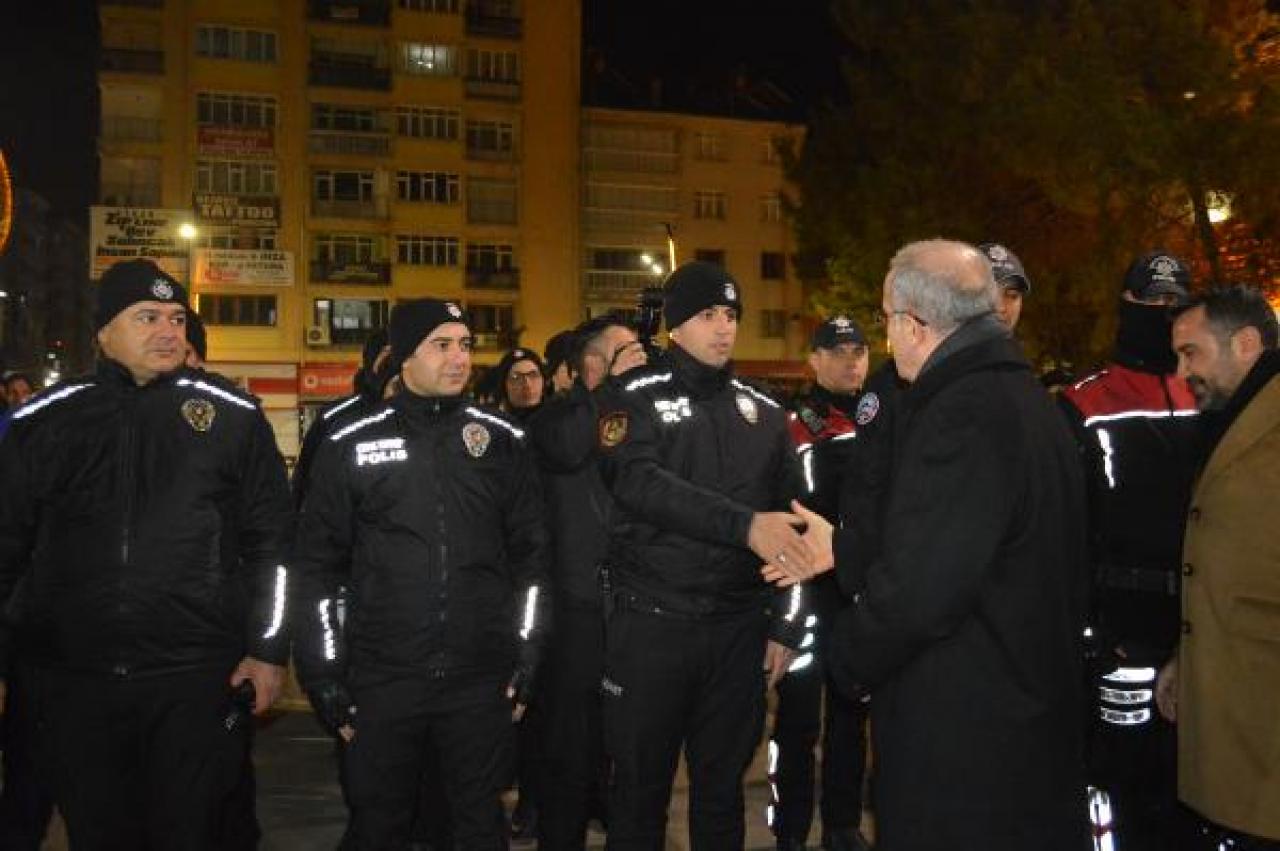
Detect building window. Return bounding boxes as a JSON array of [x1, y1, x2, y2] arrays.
[[396, 171, 460, 204], [763, 136, 784, 164], [314, 298, 390, 346], [465, 120, 515, 157], [467, 177, 517, 224], [760, 310, 787, 339], [465, 48, 519, 82], [761, 193, 783, 223], [312, 103, 382, 132], [100, 156, 162, 206], [396, 235, 460, 266], [761, 251, 786, 280], [694, 132, 724, 161], [400, 42, 457, 76], [468, 303, 515, 349], [198, 294, 278, 327], [197, 227, 278, 250], [196, 92, 277, 128], [313, 233, 387, 264], [693, 190, 727, 220], [395, 106, 459, 140], [314, 170, 375, 202], [694, 248, 726, 267], [399, 0, 459, 10], [196, 26, 277, 63], [195, 160, 278, 195], [466, 243, 514, 271]]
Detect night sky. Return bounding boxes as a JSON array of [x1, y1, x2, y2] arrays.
[[0, 0, 842, 221]]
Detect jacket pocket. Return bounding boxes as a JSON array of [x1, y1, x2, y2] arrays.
[[1229, 595, 1280, 643]]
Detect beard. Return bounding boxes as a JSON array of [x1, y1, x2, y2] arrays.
[[1187, 375, 1228, 411]]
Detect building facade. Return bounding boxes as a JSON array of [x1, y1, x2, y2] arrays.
[[96, 0, 805, 456]]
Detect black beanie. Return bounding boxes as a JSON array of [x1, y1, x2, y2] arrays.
[[388, 298, 467, 366], [186, 312, 208, 361], [543, 330, 575, 376], [663, 261, 743, 331], [95, 260, 188, 330]]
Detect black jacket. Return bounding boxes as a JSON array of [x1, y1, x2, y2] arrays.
[[0, 361, 293, 677], [293, 391, 380, 509], [528, 380, 613, 610], [595, 347, 808, 647], [829, 332, 1089, 851], [292, 393, 551, 685]]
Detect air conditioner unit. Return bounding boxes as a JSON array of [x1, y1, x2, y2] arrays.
[[305, 324, 331, 347]]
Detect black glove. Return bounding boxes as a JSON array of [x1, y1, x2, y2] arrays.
[[507, 641, 542, 709], [307, 680, 357, 738]]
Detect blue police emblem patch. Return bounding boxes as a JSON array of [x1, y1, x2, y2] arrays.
[[855, 392, 880, 426]]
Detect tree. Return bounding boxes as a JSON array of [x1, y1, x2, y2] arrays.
[[790, 0, 1280, 369]]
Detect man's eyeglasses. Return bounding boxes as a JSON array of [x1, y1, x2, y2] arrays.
[[507, 370, 543, 386], [873, 308, 928, 328]]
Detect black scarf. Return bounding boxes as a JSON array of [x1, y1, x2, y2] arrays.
[[1195, 349, 1280, 468], [1114, 299, 1178, 374]]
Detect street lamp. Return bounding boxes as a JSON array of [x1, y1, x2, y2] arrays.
[[178, 222, 199, 290]]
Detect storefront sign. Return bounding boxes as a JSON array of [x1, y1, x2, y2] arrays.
[[197, 126, 274, 157], [193, 249, 294, 287], [194, 193, 280, 224], [90, 206, 192, 281], [299, 362, 359, 399]]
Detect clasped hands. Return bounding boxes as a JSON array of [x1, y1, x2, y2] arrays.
[[749, 500, 835, 587]]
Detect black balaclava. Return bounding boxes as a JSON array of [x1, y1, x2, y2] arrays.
[[1115, 299, 1178, 374]]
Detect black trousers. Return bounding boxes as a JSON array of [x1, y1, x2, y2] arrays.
[[341, 670, 514, 851], [603, 606, 768, 851], [537, 603, 607, 851], [769, 634, 867, 844], [28, 665, 248, 851], [0, 666, 55, 850], [1088, 659, 1180, 851]]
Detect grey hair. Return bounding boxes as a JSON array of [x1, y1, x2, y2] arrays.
[[886, 239, 999, 335]]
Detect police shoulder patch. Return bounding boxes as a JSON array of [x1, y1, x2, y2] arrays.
[[462, 422, 491, 458], [181, 397, 217, 432], [855, 392, 880, 427], [599, 411, 629, 448]]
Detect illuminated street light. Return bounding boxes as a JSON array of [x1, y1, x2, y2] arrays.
[[651, 263, 664, 276], [178, 222, 199, 241], [1206, 191, 1232, 224]]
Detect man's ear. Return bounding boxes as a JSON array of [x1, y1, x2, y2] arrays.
[[1230, 326, 1263, 361]]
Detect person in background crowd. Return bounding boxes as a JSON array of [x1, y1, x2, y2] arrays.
[[771, 316, 872, 851], [529, 315, 647, 849], [544, 330, 577, 395], [4, 373, 33, 409], [1159, 286, 1280, 850], [1059, 251, 1200, 851], [293, 298, 550, 850], [978, 242, 1031, 330], [494, 348, 547, 424], [0, 259, 293, 849], [786, 239, 1090, 851]]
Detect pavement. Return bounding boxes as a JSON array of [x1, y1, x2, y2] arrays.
[[39, 703, 870, 850]]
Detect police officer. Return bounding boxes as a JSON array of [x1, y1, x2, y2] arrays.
[[978, 242, 1032, 330], [293, 330, 393, 508], [595, 261, 817, 850], [293, 298, 551, 850], [0, 259, 293, 849], [771, 317, 872, 851], [1059, 251, 1200, 851], [528, 316, 648, 849], [494, 347, 547, 423]]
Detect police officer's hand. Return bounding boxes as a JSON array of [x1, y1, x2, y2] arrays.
[[748, 511, 814, 582], [1156, 656, 1178, 723], [231, 656, 286, 715], [759, 501, 834, 586], [307, 680, 358, 741], [507, 642, 540, 722], [763, 641, 796, 689]]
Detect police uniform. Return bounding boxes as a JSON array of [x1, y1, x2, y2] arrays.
[[769, 318, 872, 851], [594, 263, 809, 850], [1059, 252, 1200, 851], [0, 264, 292, 849], [293, 299, 550, 851]]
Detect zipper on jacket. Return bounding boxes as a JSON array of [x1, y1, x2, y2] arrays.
[[119, 390, 138, 566]]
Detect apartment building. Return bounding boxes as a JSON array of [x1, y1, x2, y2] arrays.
[[96, 0, 807, 452]]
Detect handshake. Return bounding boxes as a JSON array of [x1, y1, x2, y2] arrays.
[[750, 500, 835, 587]]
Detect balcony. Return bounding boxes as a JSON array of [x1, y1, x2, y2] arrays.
[[584, 149, 680, 174], [465, 144, 515, 162], [101, 183, 162, 207], [464, 78, 521, 101], [466, 200, 517, 226], [101, 116, 163, 143], [101, 48, 165, 75], [309, 60, 392, 91], [309, 131, 391, 157], [465, 267, 519, 290], [465, 10, 522, 39], [310, 260, 392, 285], [582, 208, 679, 233], [311, 197, 389, 219], [583, 270, 658, 302], [308, 0, 390, 26]]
